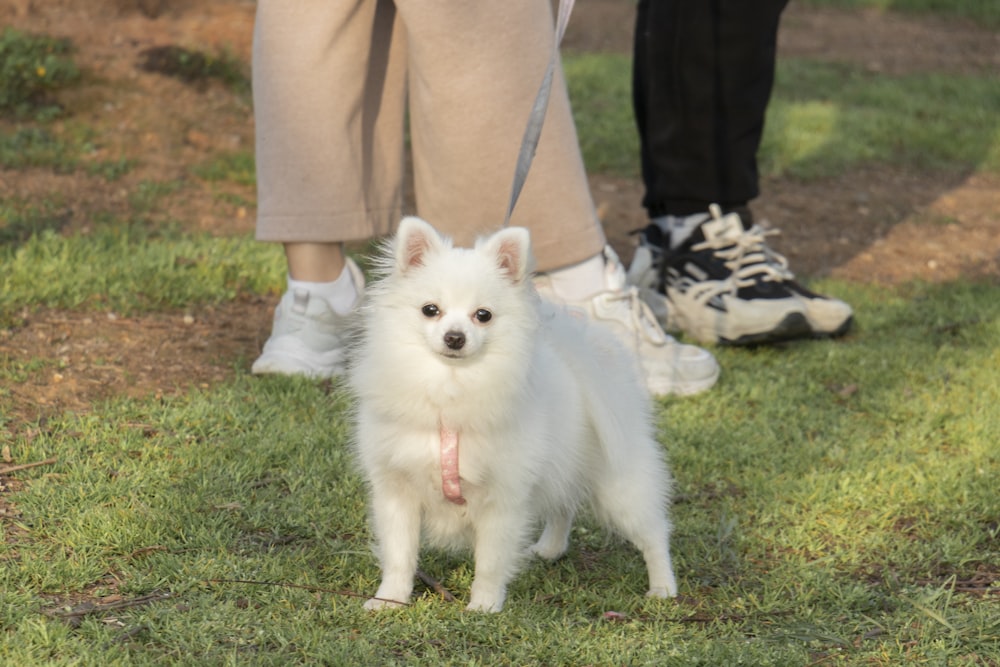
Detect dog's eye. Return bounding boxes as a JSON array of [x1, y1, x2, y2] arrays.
[[474, 309, 492, 323], [422, 304, 440, 318]]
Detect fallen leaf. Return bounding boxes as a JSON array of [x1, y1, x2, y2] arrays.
[[838, 383, 860, 398]]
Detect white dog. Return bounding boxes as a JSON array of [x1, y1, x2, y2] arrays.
[[349, 217, 678, 612]]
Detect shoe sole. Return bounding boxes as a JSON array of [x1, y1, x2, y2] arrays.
[[251, 353, 344, 378], [647, 365, 721, 397], [809, 315, 854, 339], [717, 312, 812, 346]]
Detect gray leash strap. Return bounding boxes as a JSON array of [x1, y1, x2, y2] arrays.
[[502, 0, 575, 227]]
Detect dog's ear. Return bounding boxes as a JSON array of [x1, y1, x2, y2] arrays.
[[482, 226, 533, 284], [395, 216, 444, 273]]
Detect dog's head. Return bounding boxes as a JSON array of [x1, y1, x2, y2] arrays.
[[387, 216, 535, 362]]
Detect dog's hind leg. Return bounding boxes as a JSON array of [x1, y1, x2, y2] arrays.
[[592, 470, 678, 598], [605, 509, 677, 598], [528, 508, 575, 561], [636, 529, 678, 599]]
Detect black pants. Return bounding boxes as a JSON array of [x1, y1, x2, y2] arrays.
[[633, 0, 789, 219]]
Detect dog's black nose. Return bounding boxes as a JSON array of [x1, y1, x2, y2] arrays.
[[443, 331, 466, 350]]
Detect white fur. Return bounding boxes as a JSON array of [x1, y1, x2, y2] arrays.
[[350, 217, 678, 612]]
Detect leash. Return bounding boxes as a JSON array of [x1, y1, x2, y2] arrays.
[[502, 0, 576, 228]]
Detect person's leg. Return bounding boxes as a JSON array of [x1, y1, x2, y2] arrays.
[[714, 0, 788, 211], [284, 244, 345, 283], [252, 0, 406, 376], [633, 0, 787, 217], [629, 0, 849, 344], [254, 0, 407, 248], [394, 0, 602, 273]]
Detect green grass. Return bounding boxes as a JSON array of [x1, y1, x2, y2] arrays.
[[563, 54, 637, 176], [0, 126, 77, 171], [2, 6, 999, 665], [138, 45, 250, 95], [84, 157, 136, 182], [1, 281, 998, 664], [0, 29, 79, 117], [0, 197, 68, 246], [127, 179, 187, 215], [0, 122, 136, 180], [800, 0, 1000, 27], [564, 54, 1000, 180], [193, 151, 256, 187], [763, 61, 1000, 178], [0, 223, 285, 324]]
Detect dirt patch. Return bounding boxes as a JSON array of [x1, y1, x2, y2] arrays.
[[814, 172, 1000, 284], [778, 4, 1000, 77], [1, 0, 998, 439], [1, 299, 273, 426], [564, 1, 1000, 76], [1, 0, 257, 239]]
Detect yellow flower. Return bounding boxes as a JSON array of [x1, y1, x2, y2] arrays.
[[36, 66, 46, 77]]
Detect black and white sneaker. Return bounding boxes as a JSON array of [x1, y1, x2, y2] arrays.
[[757, 243, 854, 338], [627, 205, 852, 345]]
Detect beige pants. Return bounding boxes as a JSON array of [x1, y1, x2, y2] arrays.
[[252, 0, 604, 272]]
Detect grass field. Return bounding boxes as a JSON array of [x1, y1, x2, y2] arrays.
[[2, 279, 998, 664], [2, 1, 998, 665]]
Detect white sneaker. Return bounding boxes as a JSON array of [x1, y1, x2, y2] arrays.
[[536, 247, 720, 397], [251, 259, 365, 378]]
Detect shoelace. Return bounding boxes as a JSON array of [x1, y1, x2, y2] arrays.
[[601, 285, 669, 345], [758, 229, 797, 281], [692, 224, 794, 290]]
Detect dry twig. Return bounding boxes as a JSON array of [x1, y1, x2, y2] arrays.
[[0, 458, 58, 475], [207, 578, 408, 606], [417, 569, 457, 602], [47, 592, 173, 628]]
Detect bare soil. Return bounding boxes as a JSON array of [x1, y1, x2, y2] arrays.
[[1, 0, 999, 434]]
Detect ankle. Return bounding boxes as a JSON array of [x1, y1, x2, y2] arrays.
[[651, 212, 709, 249], [542, 252, 607, 302]]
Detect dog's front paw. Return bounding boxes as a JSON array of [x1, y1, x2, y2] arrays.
[[363, 596, 408, 611], [466, 582, 506, 613], [465, 597, 504, 613]]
